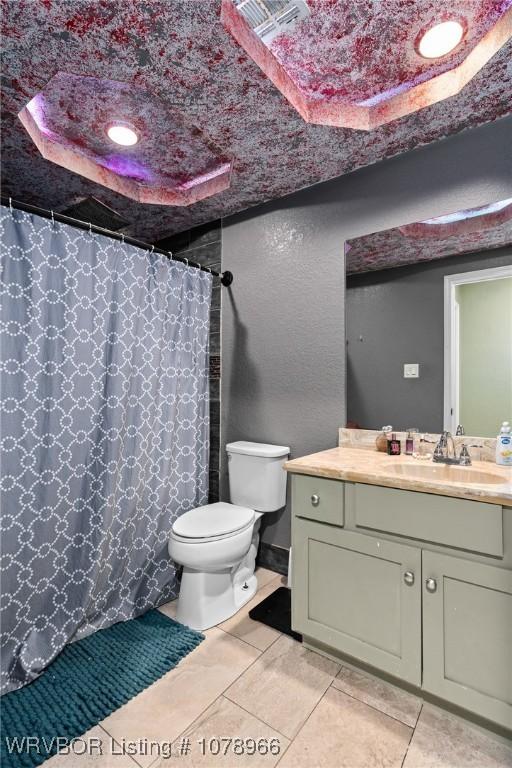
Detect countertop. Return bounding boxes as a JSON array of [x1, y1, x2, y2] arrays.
[[284, 447, 512, 506]]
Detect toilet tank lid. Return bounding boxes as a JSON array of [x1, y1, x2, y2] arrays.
[[226, 441, 290, 458]]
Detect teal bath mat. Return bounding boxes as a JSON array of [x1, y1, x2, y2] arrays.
[[1, 610, 204, 768]]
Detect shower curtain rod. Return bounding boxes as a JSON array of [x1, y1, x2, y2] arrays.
[[1, 196, 234, 287]]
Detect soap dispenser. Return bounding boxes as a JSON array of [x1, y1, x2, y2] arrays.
[[496, 422, 512, 466]]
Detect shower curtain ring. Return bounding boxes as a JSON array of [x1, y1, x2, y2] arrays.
[[184, 257, 189, 267], [89, 222, 93, 237], [9, 197, 13, 211], [51, 210, 55, 228], [121, 233, 125, 244], [168, 250, 173, 261]]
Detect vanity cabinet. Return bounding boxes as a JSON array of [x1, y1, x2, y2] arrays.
[[422, 551, 512, 729], [293, 519, 422, 684], [291, 474, 512, 731]]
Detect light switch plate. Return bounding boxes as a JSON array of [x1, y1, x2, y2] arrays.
[[404, 363, 419, 378]]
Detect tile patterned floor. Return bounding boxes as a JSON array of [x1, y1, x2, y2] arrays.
[[48, 568, 512, 768]]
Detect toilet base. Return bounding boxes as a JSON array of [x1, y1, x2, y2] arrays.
[[176, 568, 257, 630], [175, 518, 262, 631]]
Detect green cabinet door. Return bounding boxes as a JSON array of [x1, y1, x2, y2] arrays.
[[292, 519, 422, 685], [422, 550, 512, 731]]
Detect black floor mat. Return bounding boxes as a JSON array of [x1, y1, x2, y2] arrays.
[[249, 586, 302, 642]]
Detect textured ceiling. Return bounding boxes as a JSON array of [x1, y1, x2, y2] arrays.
[[346, 198, 512, 274], [2, 0, 512, 242], [18, 71, 232, 205], [223, 0, 512, 129]]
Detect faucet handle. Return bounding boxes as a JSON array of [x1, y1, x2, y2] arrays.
[[456, 424, 465, 436], [459, 444, 472, 466], [434, 433, 446, 460]]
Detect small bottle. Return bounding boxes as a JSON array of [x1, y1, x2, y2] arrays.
[[496, 421, 512, 466], [376, 425, 392, 453], [405, 428, 418, 456], [387, 432, 401, 456], [413, 434, 432, 460]]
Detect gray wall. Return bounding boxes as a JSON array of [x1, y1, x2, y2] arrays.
[[221, 115, 512, 550], [346, 246, 512, 434]]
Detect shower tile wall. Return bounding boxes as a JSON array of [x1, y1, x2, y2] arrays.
[[155, 220, 221, 502]]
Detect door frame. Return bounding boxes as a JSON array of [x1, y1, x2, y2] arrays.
[[443, 265, 512, 432]]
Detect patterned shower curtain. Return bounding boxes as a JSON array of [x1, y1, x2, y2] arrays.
[[0, 206, 211, 694]]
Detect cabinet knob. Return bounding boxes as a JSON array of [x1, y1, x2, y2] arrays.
[[311, 494, 320, 507], [425, 577, 437, 593], [403, 571, 415, 586]]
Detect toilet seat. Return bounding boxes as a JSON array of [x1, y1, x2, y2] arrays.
[[171, 502, 255, 543]]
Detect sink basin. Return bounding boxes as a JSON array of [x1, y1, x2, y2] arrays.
[[388, 464, 505, 485]]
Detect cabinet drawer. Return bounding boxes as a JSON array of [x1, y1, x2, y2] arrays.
[[354, 484, 503, 557], [292, 474, 344, 526]]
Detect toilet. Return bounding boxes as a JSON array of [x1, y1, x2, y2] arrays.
[[168, 441, 290, 630]]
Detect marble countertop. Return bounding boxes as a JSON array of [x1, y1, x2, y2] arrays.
[[284, 447, 512, 506]]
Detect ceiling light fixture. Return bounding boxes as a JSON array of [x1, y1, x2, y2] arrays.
[[107, 123, 139, 146], [417, 20, 465, 59]]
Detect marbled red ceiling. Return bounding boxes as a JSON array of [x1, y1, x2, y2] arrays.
[[223, 0, 512, 129], [1, 0, 511, 241], [18, 72, 232, 205], [346, 199, 512, 274]]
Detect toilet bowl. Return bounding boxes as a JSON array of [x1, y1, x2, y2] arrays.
[[168, 441, 289, 631], [169, 502, 260, 629]]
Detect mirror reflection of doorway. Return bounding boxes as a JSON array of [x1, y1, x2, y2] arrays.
[[444, 266, 512, 437]]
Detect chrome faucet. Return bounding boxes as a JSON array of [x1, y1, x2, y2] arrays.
[[433, 431, 472, 466], [434, 431, 456, 462]]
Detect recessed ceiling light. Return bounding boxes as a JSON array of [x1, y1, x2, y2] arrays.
[[417, 20, 464, 59], [107, 123, 139, 146]]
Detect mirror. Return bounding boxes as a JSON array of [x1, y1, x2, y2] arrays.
[[345, 199, 512, 438]]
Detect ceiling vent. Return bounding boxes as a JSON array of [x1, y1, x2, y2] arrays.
[[233, 0, 310, 44], [60, 196, 129, 232]]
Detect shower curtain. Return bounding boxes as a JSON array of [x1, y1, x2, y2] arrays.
[[0, 206, 211, 694]]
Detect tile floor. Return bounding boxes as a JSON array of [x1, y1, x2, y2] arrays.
[[47, 569, 512, 768]]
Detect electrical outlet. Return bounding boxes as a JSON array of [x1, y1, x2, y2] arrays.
[[404, 363, 419, 378]]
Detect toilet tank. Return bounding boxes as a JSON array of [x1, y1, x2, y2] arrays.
[[226, 441, 290, 512]]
